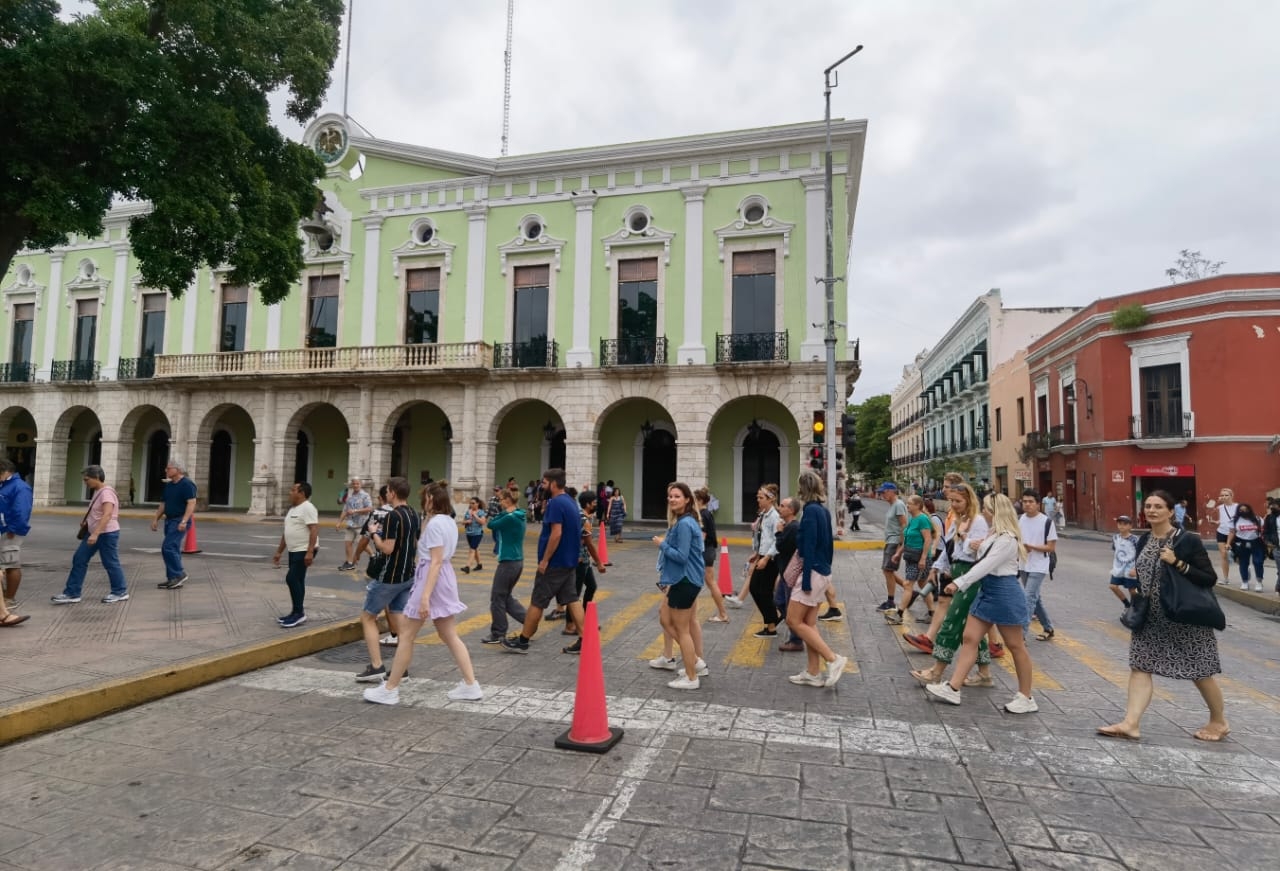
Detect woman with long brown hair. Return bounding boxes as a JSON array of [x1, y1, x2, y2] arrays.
[[651, 482, 707, 690]]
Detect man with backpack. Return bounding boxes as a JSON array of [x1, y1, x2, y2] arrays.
[[354, 477, 420, 682], [1018, 489, 1058, 641]]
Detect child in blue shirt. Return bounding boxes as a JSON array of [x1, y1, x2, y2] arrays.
[[1108, 515, 1140, 610]]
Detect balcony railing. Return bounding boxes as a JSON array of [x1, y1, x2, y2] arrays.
[[51, 360, 99, 382], [600, 336, 668, 367], [715, 331, 788, 363], [0, 362, 35, 384], [1048, 424, 1076, 447], [153, 342, 493, 378], [1129, 413, 1193, 440], [493, 340, 558, 369], [117, 356, 156, 380]]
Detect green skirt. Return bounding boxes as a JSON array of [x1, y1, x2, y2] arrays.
[[932, 562, 990, 666]]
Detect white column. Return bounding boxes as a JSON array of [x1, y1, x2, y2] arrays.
[[463, 204, 488, 343], [677, 184, 709, 364], [359, 216, 383, 346], [38, 253, 65, 380], [566, 192, 597, 367], [104, 243, 130, 379], [181, 278, 198, 353], [800, 174, 826, 360], [266, 302, 281, 350]]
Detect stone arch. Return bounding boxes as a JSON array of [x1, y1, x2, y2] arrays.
[[706, 395, 798, 523], [195, 402, 257, 509], [51, 405, 104, 503], [490, 397, 565, 492], [0, 404, 38, 487], [117, 404, 173, 503], [380, 398, 453, 484], [593, 396, 678, 522], [281, 400, 351, 508]]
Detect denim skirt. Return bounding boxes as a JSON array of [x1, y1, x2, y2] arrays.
[[968, 574, 1029, 627]]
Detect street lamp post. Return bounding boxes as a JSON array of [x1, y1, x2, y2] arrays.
[[822, 45, 862, 529]]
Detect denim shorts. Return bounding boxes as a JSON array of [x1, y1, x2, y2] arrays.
[[969, 574, 1030, 627], [663, 579, 701, 610], [362, 579, 413, 615], [466, 533, 484, 551], [1109, 575, 1138, 590]]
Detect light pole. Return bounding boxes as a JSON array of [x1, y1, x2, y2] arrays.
[[822, 45, 862, 528]]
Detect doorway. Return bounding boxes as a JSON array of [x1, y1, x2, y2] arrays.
[[294, 431, 312, 484], [209, 429, 233, 506], [741, 428, 781, 521], [640, 429, 677, 520], [143, 430, 169, 502]]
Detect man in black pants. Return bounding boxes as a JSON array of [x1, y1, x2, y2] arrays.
[[273, 482, 318, 628]]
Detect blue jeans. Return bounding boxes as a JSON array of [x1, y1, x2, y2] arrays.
[[64, 531, 127, 597], [162, 518, 185, 580], [1019, 571, 1053, 635], [1235, 540, 1265, 582]]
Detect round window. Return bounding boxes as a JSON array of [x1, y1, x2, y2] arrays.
[[628, 211, 650, 233], [15, 264, 31, 284], [743, 203, 766, 223], [524, 220, 543, 241], [416, 223, 435, 244]]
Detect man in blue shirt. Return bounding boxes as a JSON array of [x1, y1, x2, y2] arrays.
[[0, 458, 33, 610], [151, 460, 197, 589], [501, 467, 582, 653]]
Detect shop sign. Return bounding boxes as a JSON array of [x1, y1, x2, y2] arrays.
[[1014, 470, 1032, 481], [1130, 464, 1194, 477], [1112, 470, 1125, 483]]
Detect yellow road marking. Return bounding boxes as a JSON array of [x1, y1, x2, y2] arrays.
[[601, 593, 662, 648], [1059, 625, 1171, 700], [723, 609, 772, 669], [817, 613, 859, 674]]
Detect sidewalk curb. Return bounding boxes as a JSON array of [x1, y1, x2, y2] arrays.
[[1215, 585, 1280, 616], [0, 617, 369, 747]]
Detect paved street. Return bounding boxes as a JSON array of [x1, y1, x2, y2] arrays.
[[1, 508, 1279, 869]]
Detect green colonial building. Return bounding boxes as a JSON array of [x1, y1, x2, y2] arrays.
[[0, 116, 865, 522]]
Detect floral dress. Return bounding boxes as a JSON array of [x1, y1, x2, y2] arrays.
[[1129, 533, 1220, 680]]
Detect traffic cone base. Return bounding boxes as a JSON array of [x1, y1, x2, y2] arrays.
[[182, 519, 202, 554], [717, 537, 733, 595], [554, 601, 624, 754]]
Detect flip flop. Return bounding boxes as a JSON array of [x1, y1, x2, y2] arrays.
[[707, 615, 730, 623], [1096, 724, 1141, 740], [1193, 726, 1231, 742], [910, 668, 938, 684], [0, 613, 30, 627]]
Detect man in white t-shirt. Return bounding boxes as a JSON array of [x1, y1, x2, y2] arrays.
[[1018, 489, 1057, 641], [273, 482, 319, 628]]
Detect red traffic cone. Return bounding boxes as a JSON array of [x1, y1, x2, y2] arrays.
[[597, 521, 611, 566], [182, 519, 202, 554], [717, 538, 734, 595], [555, 601, 624, 754]]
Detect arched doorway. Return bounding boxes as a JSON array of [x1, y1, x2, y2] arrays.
[[143, 430, 169, 502], [1, 407, 37, 486], [548, 428, 566, 471], [209, 430, 234, 505], [55, 406, 104, 504], [294, 431, 311, 484], [640, 428, 677, 519], [741, 425, 781, 521], [493, 400, 564, 492], [385, 401, 452, 485]]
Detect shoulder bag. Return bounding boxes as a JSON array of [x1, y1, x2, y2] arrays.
[[782, 553, 803, 588], [76, 491, 101, 540], [1120, 593, 1150, 631], [1160, 562, 1226, 630]]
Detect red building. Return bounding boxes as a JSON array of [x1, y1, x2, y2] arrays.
[[1024, 273, 1280, 532]]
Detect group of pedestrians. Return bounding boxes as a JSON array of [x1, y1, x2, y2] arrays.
[[1210, 488, 1278, 592]]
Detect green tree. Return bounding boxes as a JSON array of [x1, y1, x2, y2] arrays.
[[0, 0, 344, 304], [850, 394, 892, 482]]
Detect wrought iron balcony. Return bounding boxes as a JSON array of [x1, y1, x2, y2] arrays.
[[0, 362, 35, 384], [1049, 424, 1075, 447], [600, 336, 668, 367], [715, 331, 788, 363], [1129, 413, 1193, 440], [116, 356, 156, 380], [51, 359, 99, 382], [1024, 431, 1052, 455], [493, 340, 559, 369]]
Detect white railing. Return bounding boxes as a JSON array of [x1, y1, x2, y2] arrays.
[[153, 342, 493, 377]]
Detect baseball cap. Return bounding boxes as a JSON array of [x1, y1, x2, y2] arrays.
[[877, 482, 898, 493], [1115, 515, 1133, 523]]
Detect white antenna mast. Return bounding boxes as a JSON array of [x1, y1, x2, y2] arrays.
[[501, 0, 514, 156], [341, 0, 354, 118]]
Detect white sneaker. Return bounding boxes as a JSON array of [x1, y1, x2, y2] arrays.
[[1252, 583, 1264, 592], [362, 682, 400, 705], [788, 671, 825, 687], [379, 633, 398, 646], [1240, 583, 1249, 591], [447, 680, 484, 701], [648, 656, 678, 670], [925, 682, 962, 705], [101, 592, 130, 604], [824, 655, 849, 687], [1004, 692, 1039, 714], [695, 657, 709, 676], [667, 675, 700, 690], [724, 595, 744, 609]]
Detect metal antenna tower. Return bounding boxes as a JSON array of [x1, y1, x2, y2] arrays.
[[501, 0, 514, 156]]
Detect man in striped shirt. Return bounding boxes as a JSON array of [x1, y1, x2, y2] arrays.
[[354, 477, 421, 683]]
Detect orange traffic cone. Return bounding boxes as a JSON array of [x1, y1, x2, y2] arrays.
[[597, 521, 611, 566], [555, 601, 624, 754], [182, 519, 202, 554], [717, 538, 733, 595]]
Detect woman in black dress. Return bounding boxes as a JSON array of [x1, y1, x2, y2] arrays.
[[1098, 489, 1229, 742]]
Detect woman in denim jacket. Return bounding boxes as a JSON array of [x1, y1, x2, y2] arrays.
[[652, 483, 706, 690]]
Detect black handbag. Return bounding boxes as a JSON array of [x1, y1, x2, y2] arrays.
[[1159, 563, 1225, 631], [1120, 593, 1150, 631]]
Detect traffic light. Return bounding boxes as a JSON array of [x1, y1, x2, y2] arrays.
[[834, 448, 845, 476], [810, 411, 826, 471], [841, 412, 857, 452]]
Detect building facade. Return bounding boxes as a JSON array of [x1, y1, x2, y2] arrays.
[[917, 289, 1078, 490], [0, 117, 866, 521], [1024, 273, 1280, 531], [986, 349, 1032, 497], [889, 354, 926, 488]]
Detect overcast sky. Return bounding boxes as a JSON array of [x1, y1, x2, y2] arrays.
[[289, 1, 1276, 397]]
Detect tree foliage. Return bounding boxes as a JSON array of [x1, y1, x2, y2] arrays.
[[850, 394, 892, 483], [1165, 249, 1224, 283], [0, 0, 344, 304]]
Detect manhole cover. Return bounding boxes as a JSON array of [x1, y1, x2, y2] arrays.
[[314, 641, 371, 664]]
